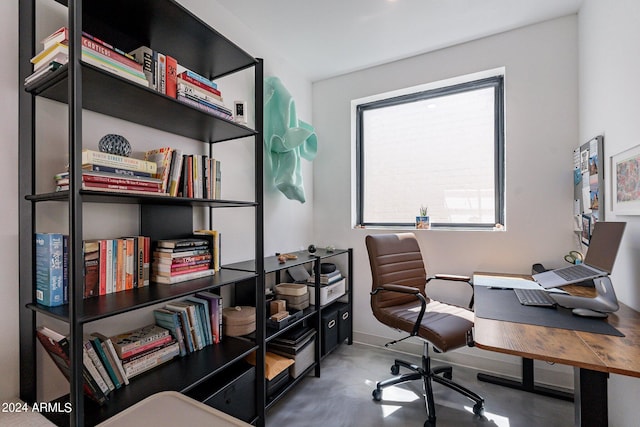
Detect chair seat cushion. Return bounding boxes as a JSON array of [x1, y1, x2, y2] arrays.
[[375, 300, 473, 352]]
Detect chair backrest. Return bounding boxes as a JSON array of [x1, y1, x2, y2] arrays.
[[365, 233, 428, 311]]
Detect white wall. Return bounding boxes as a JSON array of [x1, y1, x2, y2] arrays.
[[578, 1, 640, 425], [312, 16, 579, 351], [0, 0, 19, 402]]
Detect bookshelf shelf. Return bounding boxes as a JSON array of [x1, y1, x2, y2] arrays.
[[26, 190, 258, 208], [27, 269, 258, 324], [18, 1, 264, 426], [25, 63, 258, 143]]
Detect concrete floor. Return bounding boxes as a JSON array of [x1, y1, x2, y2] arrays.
[[266, 342, 574, 427]]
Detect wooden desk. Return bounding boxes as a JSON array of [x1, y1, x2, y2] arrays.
[[472, 273, 640, 427]]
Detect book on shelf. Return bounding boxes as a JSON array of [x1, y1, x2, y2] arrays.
[[81, 149, 157, 174], [167, 148, 184, 197], [83, 339, 113, 394], [144, 147, 173, 193], [156, 238, 210, 249], [83, 240, 100, 298], [151, 264, 211, 279], [62, 235, 69, 304], [151, 267, 215, 285], [153, 247, 211, 258], [165, 301, 204, 351], [157, 52, 166, 94], [165, 55, 178, 98], [308, 268, 343, 285], [185, 296, 213, 346], [82, 164, 153, 178], [152, 259, 212, 274], [90, 333, 129, 385], [88, 335, 121, 389], [35, 233, 65, 307], [128, 45, 156, 89], [193, 230, 221, 271], [36, 326, 108, 405], [177, 68, 218, 91], [176, 94, 233, 120], [57, 182, 170, 196], [24, 60, 65, 86], [109, 324, 171, 359], [162, 306, 195, 354], [177, 80, 229, 112], [153, 308, 187, 357], [56, 171, 164, 189], [43, 27, 137, 64], [195, 291, 223, 344], [121, 340, 180, 379]]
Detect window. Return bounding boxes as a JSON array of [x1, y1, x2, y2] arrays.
[[356, 75, 505, 229]]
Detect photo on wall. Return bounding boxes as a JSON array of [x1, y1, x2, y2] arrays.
[[611, 144, 640, 215]]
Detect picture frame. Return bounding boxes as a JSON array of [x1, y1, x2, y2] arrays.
[[611, 144, 640, 215], [581, 214, 591, 246]]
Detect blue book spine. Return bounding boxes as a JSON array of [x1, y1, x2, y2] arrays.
[[35, 233, 65, 306], [62, 235, 69, 304], [182, 69, 217, 89]]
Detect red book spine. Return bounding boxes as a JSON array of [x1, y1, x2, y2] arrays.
[[171, 254, 211, 264], [119, 335, 173, 360], [82, 181, 165, 193], [178, 73, 221, 96], [165, 55, 177, 98], [82, 174, 162, 189], [170, 259, 211, 270], [99, 240, 107, 295], [81, 37, 143, 72]]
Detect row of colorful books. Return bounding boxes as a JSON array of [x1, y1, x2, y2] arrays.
[[27, 27, 148, 88], [154, 291, 223, 357], [151, 237, 217, 284], [35, 233, 151, 307], [54, 148, 222, 199], [27, 28, 233, 122], [127, 45, 232, 120]]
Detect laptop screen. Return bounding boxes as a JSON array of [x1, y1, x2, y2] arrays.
[[584, 222, 626, 273]]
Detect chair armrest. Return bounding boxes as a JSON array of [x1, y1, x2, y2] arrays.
[[371, 285, 427, 336], [427, 274, 474, 309]]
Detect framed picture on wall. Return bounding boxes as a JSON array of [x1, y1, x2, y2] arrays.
[[611, 144, 640, 215]]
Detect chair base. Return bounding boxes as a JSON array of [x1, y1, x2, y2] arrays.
[[372, 343, 484, 427]]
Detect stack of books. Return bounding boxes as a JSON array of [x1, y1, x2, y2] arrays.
[[151, 238, 215, 284], [54, 149, 166, 196], [154, 293, 223, 357], [108, 324, 180, 379], [176, 70, 233, 120], [307, 267, 343, 286], [26, 27, 149, 88]]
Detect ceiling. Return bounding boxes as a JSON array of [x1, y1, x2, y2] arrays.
[[216, 0, 583, 82]]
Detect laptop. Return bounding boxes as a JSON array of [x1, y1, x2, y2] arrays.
[[532, 222, 626, 289]]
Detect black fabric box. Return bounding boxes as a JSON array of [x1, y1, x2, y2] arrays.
[[203, 365, 256, 422], [321, 308, 338, 356], [336, 302, 352, 344], [267, 368, 290, 397]]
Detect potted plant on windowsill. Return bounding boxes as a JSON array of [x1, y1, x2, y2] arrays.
[[416, 205, 430, 229]]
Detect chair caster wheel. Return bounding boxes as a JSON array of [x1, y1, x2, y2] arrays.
[[390, 364, 400, 375], [372, 388, 382, 401], [473, 402, 485, 416]]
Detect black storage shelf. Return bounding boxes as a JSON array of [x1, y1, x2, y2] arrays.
[[26, 190, 258, 208], [26, 63, 257, 144], [265, 306, 316, 343], [42, 338, 257, 426], [27, 269, 257, 324]]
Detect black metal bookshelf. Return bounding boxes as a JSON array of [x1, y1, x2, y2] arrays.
[[18, 0, 264, 426]]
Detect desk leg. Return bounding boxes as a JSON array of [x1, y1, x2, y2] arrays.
[[477, 357, 574, 401], [574, 368, 608, 427]]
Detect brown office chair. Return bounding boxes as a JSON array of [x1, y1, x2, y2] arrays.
[[366, 233, 484, 427]]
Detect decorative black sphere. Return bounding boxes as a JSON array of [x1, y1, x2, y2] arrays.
[[98, 134, 131, 157], [308, 244, 316, 253]]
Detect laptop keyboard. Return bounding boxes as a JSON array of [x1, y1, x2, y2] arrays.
[[555, 264, 596, 281], [513, 288, 556, 307]]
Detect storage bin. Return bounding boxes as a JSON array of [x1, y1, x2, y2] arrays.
[[336, 302, 352, 344], [276, 292, 310, 310], [308, 278, 346, 306], [321, 309, 338, 356], [203, 366, 256, 422], [275, 283, 307, 296]]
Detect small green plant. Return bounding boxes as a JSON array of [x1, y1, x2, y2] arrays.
[[419, 205, 428, 216]]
